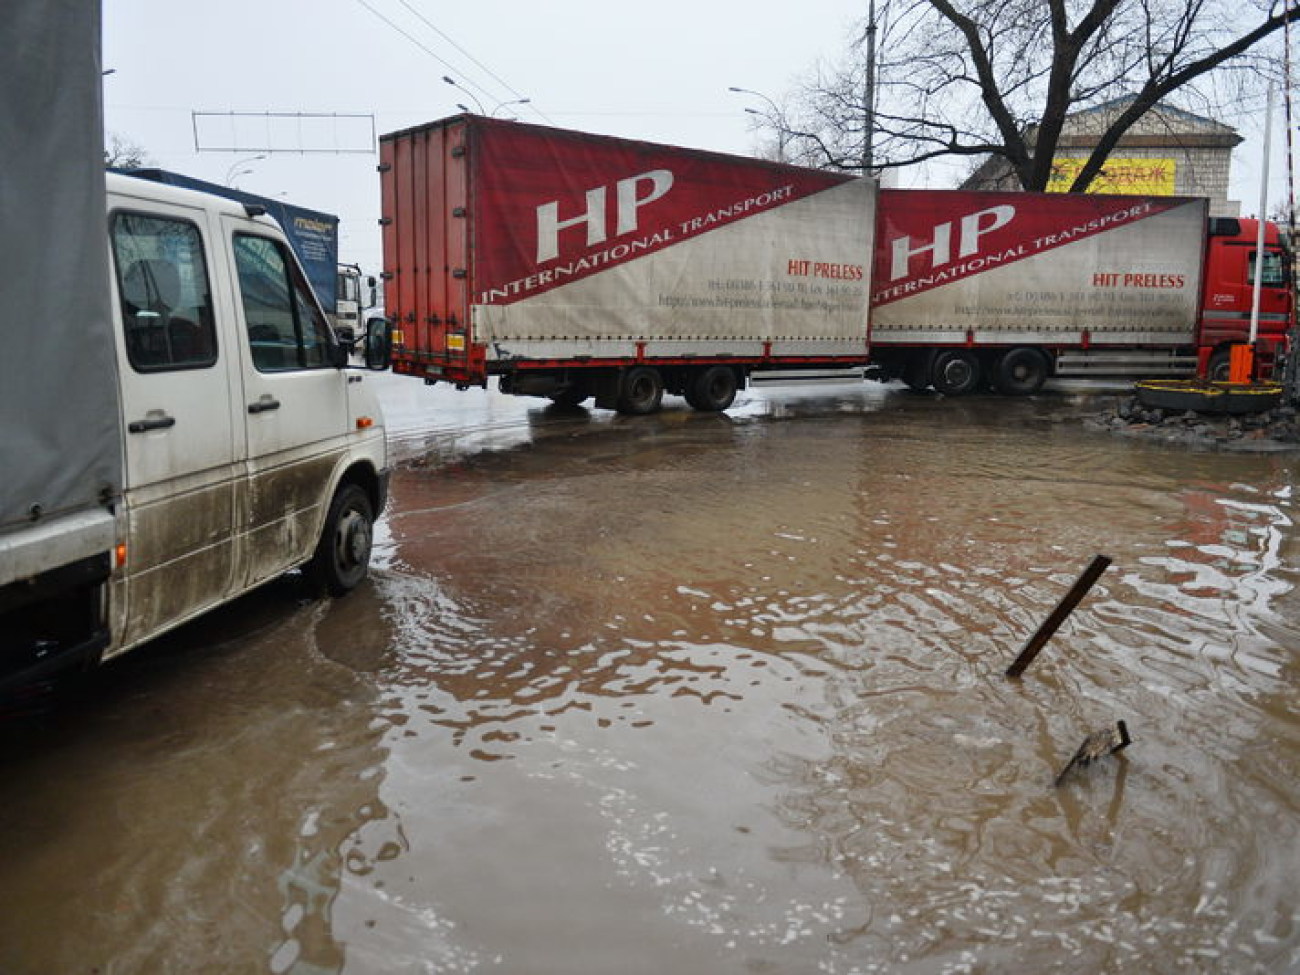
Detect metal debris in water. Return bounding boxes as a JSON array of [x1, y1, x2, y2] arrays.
[[1006, 554, 1112, 679], [1054, 720, 1132, 787]]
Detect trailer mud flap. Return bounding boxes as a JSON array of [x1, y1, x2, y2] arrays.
[[0, 551, 111, 691], [591, 370, 623, 411]]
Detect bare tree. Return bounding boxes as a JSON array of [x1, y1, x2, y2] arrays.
[[769, 0, 1299, 191], [104, 132, 152, 169]]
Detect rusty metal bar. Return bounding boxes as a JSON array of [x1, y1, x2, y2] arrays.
[[1006, 554, 1112, 679]]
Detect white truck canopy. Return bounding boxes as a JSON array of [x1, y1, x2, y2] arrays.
[[0, 0, 121, 547]]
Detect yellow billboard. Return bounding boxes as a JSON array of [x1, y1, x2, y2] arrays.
[[1047, 157, 1177, 195]]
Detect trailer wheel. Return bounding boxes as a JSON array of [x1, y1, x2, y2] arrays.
[[306, 483, 374, 596], [686, 366, 738, 412], [992, 347, 1048, 395], [931, 350, 982, 396], [615, 367, 664, 415]]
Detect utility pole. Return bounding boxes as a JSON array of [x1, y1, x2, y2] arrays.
[[1287, 313, 1300, 405], [1284, 8, 1300, 404], [863, 0, 877, 175]]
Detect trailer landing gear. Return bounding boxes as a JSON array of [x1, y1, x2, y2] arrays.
[[548, 385, 590, 407], [901, 352, 934, 393]]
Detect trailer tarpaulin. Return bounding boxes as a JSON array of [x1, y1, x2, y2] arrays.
[[871, 189, 1207, 345], [0, 0, 120, 535], [466, 121, 875, 345]]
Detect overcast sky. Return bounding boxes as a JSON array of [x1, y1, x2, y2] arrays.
[[103, 1, 1286, 275]]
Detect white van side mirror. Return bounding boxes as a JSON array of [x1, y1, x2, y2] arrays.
[[364, 317, 391, 371]]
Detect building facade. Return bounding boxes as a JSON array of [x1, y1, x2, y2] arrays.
[[961, 97, 1242, 216]]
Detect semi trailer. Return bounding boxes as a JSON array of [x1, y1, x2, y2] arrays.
[[378, 114, 876, 413], [870, 188, 1292, 395], [377, 114, 1291, 411]]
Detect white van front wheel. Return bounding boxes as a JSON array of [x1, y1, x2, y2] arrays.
[[308, 483, 374, 595]]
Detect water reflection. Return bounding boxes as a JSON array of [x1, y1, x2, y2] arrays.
[[353, 391, 1299, 973], [0, 580, 403, 974], [1, 383, 1296, 974]]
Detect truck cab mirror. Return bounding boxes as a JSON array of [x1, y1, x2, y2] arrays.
[[364, 317, 392, 371]]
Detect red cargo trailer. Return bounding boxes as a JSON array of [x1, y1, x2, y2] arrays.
[[868, 188, 1293, 395], [378, 115, 877, 413], [378, 116, 1293, 407]]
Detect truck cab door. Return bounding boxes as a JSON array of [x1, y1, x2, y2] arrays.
[[1201, 229, 1293, 350], [224, 223, 350, 588], [109, 204, 242, 649]]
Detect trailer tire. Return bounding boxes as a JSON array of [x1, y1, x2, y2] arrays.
[[931, 350, 982, 396], [306, 483, 374, 596], [992, 347, 1048, 395], [686, 366, 738, 412], [616, 367, 664, 415]]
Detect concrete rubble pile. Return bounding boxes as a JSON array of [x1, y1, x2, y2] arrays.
[[1089, 397, 1300, 449]]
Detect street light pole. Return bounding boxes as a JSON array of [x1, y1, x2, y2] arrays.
[[443, 76, 485, 114], [728, 86, 787, 161], [863, 0, 877, 175], [492, 98, 531, 118], [225, 154, 265, 186]]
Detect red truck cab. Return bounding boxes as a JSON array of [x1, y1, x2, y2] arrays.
[[1198, 216, 1293, 379]]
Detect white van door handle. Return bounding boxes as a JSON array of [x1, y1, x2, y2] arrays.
[[128, 414, 177, 433], [247, 397, 282, 414]]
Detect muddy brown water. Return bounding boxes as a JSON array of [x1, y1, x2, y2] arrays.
[[2, 379, 1298, 974]]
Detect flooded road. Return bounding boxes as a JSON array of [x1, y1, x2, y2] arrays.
[[3, 375, 1298, 974]]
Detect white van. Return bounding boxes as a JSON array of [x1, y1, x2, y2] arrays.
[[0, 173, 389, 688]]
